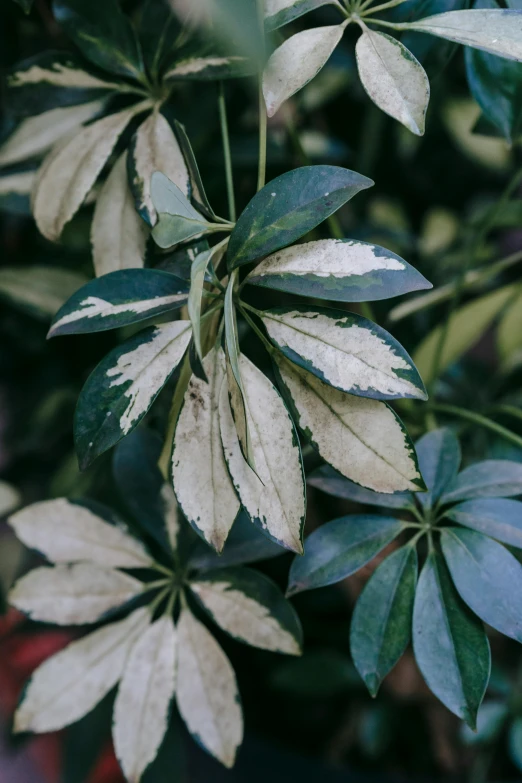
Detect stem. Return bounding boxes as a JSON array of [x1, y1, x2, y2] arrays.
[[432, 404, 522, 451], [489, 404, 522, 425], [218, 82, 236, 222], [150, 562, 175, 577], [141, 578, 171, 592], [148, 586, 172, 616], [362, 0, 411, 15], [238, 304, 276, 354], [257, 0, 268, 192]]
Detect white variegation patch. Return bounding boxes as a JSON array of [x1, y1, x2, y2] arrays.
[[0, 170, 35, 195], [32, 103, 149, 241], [278, 359, 422, 493], [165, 56, 245, 78], [91, 153, 149, 277], [0, 101, 105, 168], [9, 563, 143, 625], [8, 62, 121, 90], [114, 616, 177, 783], [263, 23, 346, 116], [219, 354, 305, 554], [14, 608, 149, 733], [173, 347, 240, 552], [191, 580, 301, 654], [263, 310, 424, 399], [106, 321, 192, 435], [356, 31, 429, 136], [160, 483, 181, 554], [130, 111, 189, 226], [176, 608, 243, 768], [8, 498, 153, 567]]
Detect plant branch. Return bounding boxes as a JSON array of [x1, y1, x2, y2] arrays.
[[257, 0, 268, 191], [218, 81, 236, 222], [432, 404, 522, 451]]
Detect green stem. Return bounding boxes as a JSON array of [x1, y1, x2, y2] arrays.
[[257, 0, 268, 192], [361, 0, 411, 15], [218, 81, 236, 222], [148, 586, 172, 616], [488, 404, 522, 425], [238, 304, 276, 354], [432, 404, 522, 451], [150, 562, 175, 577]]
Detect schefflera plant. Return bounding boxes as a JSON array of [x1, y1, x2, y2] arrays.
[[49, 160, 432, 557], [7, 430, 301, 775], [295, 428, 522, 728], [263, 0, 522, 135]]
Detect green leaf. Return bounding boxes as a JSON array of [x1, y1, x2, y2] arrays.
[[135, 0, 182, 81], [415, 427, 461, 510], [262, 306, 427, 401], [441, 527, 522, 642], [227, 166, 373, 268], [52, 0, 144, 80], [190, 566, 302, 654], [287, 514, 404, 595], [152, 214, 212, 249], [150, 172, 211, 249], [308, 465, 414, 509], [265, 0, 343, 31], [404, 9, 522, 60], [0, 266, 88, 320], [461, 700, 508, 745], [413, 550, 490, 728], [351, 545, 417, 696], [441, 459, 522, 504], [172, 120, 217, 221], [509, 717, 522, 772], [246, 238, 431, 302], [49, 269, 189, 337], [445, 498, 522, 548], [74, 321, 191, 468], [497, 287, 522, 363], [355, 30, 430, 135]]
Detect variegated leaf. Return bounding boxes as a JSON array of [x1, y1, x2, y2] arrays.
[[219, 354, 306, 554], [263, 23, 346, 117], [164, 55, 251, 81], [265, 0, 343, 31], [113, 616, 177, 783], [9, 563, 143, 625], [355, 31, 430, 136], [14, 607, 150, 733], [128, 111, 190, 227], [172, 347, 240, 552], [262, 307, 427, 401], [8, 498, 153, 567], [75, 321, 192, 468], [91, 152, 149, 277], [32, 104, 148, 241], [176, 608, 243, 768], [246, 239, 431, 302], [276, 357, 424, 493], [190, 567, 302, 654]]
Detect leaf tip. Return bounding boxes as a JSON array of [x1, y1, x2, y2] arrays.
[[365, 674, 381, 698]]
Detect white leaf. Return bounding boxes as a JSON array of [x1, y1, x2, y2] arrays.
[[9, 563, 143, 625], [355, 30, 430, 135], [219, 354, 305, 553], [32, 104, 147, 241], [0, 101, 105, 168], [263, 23, 346, 116], [406, 9, 522, 61], [14, 607, 150, 733], [129, 111, 189, 227], [277, 358, 423, 493], [176, 608, 243, 768], [8, 61, 120, 90], [91, 152, 149, 277], [9, 498, 153, 568], [113, 616, 177, 783], [172, 347, 240, 552]]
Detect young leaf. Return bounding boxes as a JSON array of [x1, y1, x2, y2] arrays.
[[32, 105, 144, 242], [150, 172, 210, 249], [350, 545, 418, 696], [52, 0, 144, 80], [262, 307, 427, 401], [355, 30, 430, 136], [9, 498, 153, 567], [246, 239, 431, 302], [307, 465, 414, 510], [9, 563, 143, 625], [413, 550, 490, 728], [176, 608, 243, 768], [415, 428, 461, 510], [49, 269, 189, 337], [265, 0, 343, 32], [276, 357, 424, 493], [164, 55, 251, 81], [14, 607, 149, 733], [91, 152, 150, 277], [190, 567, 302, 654], [74, 321, 192, 468], [441, 527, 522, 643], [172, 347, 240, 552], [445, 498, 522, 549], [113, 616, 177, 783], [152, 214, 212, 249], [128, 111, 190, 227], [441, 460, 522, 504], [263, 23, 346, 117], [227, 166, 373, 268], [287, 514, 404, 595], [219, 355, 306, 554]]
